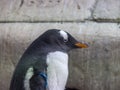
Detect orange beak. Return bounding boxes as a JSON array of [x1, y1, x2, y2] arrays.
[[75, 42, 88, 48]]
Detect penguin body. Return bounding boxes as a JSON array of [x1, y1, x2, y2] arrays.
[[10, 29, 88, 90], [47, 51, 68, 90]]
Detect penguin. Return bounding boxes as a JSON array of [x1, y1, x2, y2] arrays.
[[10, 29, 88, 90]]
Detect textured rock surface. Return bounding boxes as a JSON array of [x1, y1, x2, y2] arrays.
[[0, 22, 120, 90], [0, 0, 96, 21], [0, 0, 119, 22], [93, 0, 120, 20]]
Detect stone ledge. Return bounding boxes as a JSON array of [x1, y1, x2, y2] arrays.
[[0, 22, 119, 39]]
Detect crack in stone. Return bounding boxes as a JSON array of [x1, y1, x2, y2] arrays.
[[74, 0, 81, 10], [0, 20, 119, 23], [90, 0, 99, 19], [19, 0, 24, 8], [91, 18, 120, 23]]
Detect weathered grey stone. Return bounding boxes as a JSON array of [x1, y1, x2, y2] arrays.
[[0, 0, 95, 21], [0, 22, 120, 90], [93, 0, 120, 20]]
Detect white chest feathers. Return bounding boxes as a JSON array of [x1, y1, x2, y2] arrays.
[[47, 51, 69, 90]]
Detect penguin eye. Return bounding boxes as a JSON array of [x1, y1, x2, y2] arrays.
[[64, 39, 68, 42]]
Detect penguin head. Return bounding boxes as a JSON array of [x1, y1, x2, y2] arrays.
[[39, 29, 88, 52]]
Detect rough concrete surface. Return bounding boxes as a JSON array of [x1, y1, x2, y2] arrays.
[[0, 22, 120, 90], [0, 0, 119, 22], [93, 0, 120, 20], [0, 0, 97, 21]]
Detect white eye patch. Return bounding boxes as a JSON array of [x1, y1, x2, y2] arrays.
[[59, 30, 68, 41]]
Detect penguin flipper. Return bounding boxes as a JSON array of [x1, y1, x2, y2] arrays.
[[29, 60, 47, 90], [29, 73, 47, 90]]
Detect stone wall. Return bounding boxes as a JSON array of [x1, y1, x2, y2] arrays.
[[0, 0, 120, 90]]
